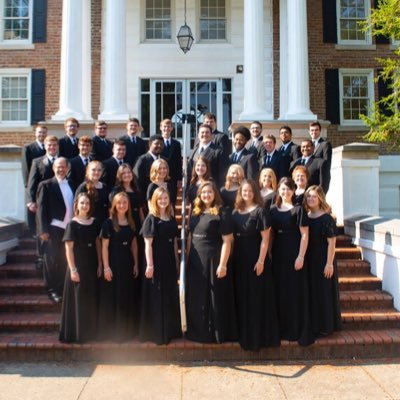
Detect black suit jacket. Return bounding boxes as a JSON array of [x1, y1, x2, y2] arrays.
[[246, 136, 263, 159], [36, 177, 76, 235], [102, 157, 124, 190], [193, 130, 231, 159], [90, 136, 113, 161], [21, 141, 46, 187], [290, 156, 330, 193], [259, 150, 286, 181], [120, 135, 147, 167], [161, 138, 182, 182], [313, 137, 332, 168], [68, 156, 89, 186], [230, 148, 259, 181], [58, 136, 79, 159], [278, 142, 302, 178], [133, 153, 166, 195], [26, 155, 55, 203], [188, 143, 228, 187]]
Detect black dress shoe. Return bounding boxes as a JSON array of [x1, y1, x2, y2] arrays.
[[35, 258, 43, 270], [48, 291, 62, 303]]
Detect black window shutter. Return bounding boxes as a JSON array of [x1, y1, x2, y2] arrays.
[[33, 0, 47, 43], [322, 0, 337, 43], [373, 0, 390, 44], [325, 69, 340, 124], [31, 69, 46, 124], [377, 69, 393, 116]]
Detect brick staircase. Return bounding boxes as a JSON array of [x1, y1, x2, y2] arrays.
[[0, 230, 399, 362]]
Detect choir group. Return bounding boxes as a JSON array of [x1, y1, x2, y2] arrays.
[[22, 114, 341, 351]]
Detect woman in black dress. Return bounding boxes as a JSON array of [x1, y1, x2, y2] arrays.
[[232, 180, 280, 350], [59, 193, 102, 343], [139, 187, 181, 344], [259, 168, 277, 210], [270, 177, 314, 346], [305, 185, 341, 336], [186, 181, 237, 343], [75, 161, 109, 224], [98, 192, 139, 340], [220, 164, 245, 209], [186, 155, 212, 207], [292, 165, 309, 206]]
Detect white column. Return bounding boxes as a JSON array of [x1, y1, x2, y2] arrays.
[[52, 0, 92, 121], [279, 0, 288, 119], [239, 0, 272, 121], [98, 0, 129, 120], [284, 0, 317, 120]]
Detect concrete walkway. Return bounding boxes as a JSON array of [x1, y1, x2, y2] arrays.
[[0, 359, 399, 400]]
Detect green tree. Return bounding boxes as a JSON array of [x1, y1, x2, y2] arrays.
[[361, 0, 400, 149]]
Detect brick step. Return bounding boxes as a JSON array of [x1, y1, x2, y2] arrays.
[[335, 235, 354, 248], [0, 263, 42, 279], [6, 249, 37, 264], [341, 309, 400, 330], [334, 248, 362, 260], [0, 295, 60, 313], [340, 290, 393, 310], [0, 329, 399, 362], [0, 312, 60, 332], [339, 275, 382, 291], [18, 238, 36, 250], [0, 278, 45, 295], [337, 260, 371, 275]]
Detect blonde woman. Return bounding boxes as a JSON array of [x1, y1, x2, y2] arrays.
[[139, 187, 181, 345], [146, 158, 173, 209], [305, 185, 341, 337], [220, 164, 245, 209], [186, 181, 237, 343], [98, 192, 139, 340], [258, 168, 277, 210], [292, 165, 309, 206]]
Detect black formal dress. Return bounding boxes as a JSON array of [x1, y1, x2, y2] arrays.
[[98, 219, 139, 340], [219, 187, 238, 210], [186, 210, 237, 343], [146, 182, 174, 202], [75, 182, 110, 224], [59, 219, 101, 343], [232, 207, 280, 350], [139, 214, 181, 344], [186, 182, 200, 206], [307, 213, 341, 336], [262, 191, 276, 211], [270, 205, 314, 346]]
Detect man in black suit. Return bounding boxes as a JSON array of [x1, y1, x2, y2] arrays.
[[102, 139, 126, 189], [188, 124, 228, 187], [309, 121, 332, 168], [289, 139, 330, 193], [59, 117, 80, 159], [22, 125, 47, 236], [160, 118, 182, 204], [90, 120, 113, 161], [120, 118, 147, 167], [247, 120, 264, 158], [230, 126, 259, 181], [278, 125, 301, 178], [134, 134, 165, 195], [68, 136, 92, 186], [259, 134, 286, 181], [36, 157, 75, 303]]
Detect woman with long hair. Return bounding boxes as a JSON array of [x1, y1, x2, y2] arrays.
[[139, 187, 181, 344], [258, 168, 277, 210], [270, 177, 314, 346], [146, 159, 174, 210], [232, 180, 280, 350], [59, 193, 102, 343], [185, 181, 237, 343], [220, 164, 245, 209], [305, 185, 341, 337], [98, 192, 139, 340], [186, 155, 212, 206], [75, 160, 109, 224], [292, 165, 310, 206]]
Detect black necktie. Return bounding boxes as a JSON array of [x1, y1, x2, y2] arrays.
[[84, 158, 89, 166], [265, 154, 271, 165], [200, 147, 204, 154], [118, 160, 123, 166], [301, 158, 306, 165], [131, 137, 136, 144]]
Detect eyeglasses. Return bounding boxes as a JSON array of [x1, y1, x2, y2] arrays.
[[97, 127, 107, 130], [67, 125, 77, 128]]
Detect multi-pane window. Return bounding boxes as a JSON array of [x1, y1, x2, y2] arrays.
[[200, 0, 226, 40], [145, 0, 171, 40], [2, 0, 30, 41], [338, 0, 370, 44], [340, 70, 374, 124], [0, 73, 29, 124]]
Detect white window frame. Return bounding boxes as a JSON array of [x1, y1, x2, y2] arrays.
[[0, 0, 33, 48], [339, 68, 374, 126], [0, 68, 31, 127], [143, 0, 173, 42], [337, 0, 372, 45], [198, 0, 229, 43]]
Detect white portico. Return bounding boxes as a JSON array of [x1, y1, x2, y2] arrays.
[[50, 0, 317, 132]]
